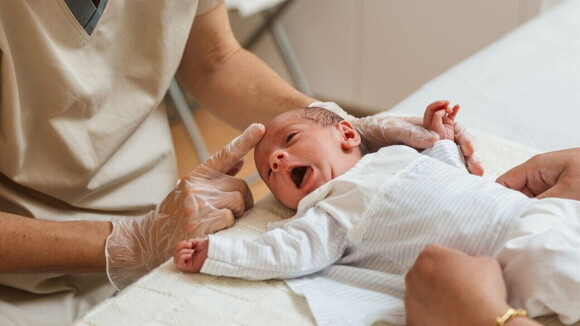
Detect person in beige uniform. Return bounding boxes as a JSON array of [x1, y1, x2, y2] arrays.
[[0, 1, 480, 325]]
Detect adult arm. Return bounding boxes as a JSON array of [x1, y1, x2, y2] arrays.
[[404, 245, 541, 326], [177, 3, 314, 129], [0, 124, 264, 290], [496, 148, 580, 201], [177, 4, 483, 173], [345, 100, 482, 174], [107, 123, 264, 289], [0, 212, 110, 273]]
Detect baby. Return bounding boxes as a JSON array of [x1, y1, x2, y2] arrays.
[[173, 102, 580, 326]]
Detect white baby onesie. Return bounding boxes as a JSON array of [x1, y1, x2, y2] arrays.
[[202, 141, 580, 325]]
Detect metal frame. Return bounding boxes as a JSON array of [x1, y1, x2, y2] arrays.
[[168, 0, 310, 182]]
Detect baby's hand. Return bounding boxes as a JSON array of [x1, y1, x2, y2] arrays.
[[173, 238, 209, 273], [423, 100, 460, 141]]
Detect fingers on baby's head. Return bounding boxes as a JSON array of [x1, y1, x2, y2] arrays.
[[253, 109, 305, 173]]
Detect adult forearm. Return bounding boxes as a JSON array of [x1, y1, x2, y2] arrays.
[[180, 47, 314, 130], [176, 3, 313, 130], [0, 211, 111, 273]]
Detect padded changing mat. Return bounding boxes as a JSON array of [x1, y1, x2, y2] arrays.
[[76, 131, 578, 326], [78, 1, 580, 324]]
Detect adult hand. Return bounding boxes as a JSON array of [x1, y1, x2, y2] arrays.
[[405, 245, 511, 326], [105, 123, 265, 290], [309, 101, 483, 175], [496, 148, 580, 201]]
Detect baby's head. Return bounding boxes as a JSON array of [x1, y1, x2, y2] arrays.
[[254, 107, 366, 209]]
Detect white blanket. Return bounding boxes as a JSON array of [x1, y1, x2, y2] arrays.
[[76, 131, 578, 326]]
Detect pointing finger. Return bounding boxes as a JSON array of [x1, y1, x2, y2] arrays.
[[203, 123, 266, 174]]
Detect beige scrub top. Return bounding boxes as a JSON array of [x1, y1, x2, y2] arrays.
[[0, 0, 222, 325]]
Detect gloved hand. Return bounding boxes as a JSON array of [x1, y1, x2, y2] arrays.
[[106, 123, 266, 290], [452, 119, 483, 176], [310, 101, 483, 175]]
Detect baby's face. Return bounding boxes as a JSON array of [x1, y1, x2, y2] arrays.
[[254, 110, 358, 209]]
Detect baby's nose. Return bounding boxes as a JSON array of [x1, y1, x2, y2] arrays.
[[270, 151, 287, 172]]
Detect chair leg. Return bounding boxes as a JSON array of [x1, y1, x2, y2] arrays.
[[264, 6, 313, 97], [168, 79, 210, 162], [169, 1, 311, 185]]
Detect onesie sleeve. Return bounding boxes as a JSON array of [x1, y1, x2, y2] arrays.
[[421, 140, 468, 172], [200, 207, 349, 280]]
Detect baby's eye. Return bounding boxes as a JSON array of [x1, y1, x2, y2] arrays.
[[286, 132, 297, 143]]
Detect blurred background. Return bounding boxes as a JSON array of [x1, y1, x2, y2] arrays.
[[168, 0, 566, 202]]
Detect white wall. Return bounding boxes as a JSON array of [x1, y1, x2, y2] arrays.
[[229, 0, 557, 115]]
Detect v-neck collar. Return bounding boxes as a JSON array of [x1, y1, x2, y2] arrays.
[[64, 0, 109, 35]]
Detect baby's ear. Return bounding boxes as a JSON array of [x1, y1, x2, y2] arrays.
[[337, 120, 361, 150]]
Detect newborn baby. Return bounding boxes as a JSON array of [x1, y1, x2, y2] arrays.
[[174, 102, 580, 326]]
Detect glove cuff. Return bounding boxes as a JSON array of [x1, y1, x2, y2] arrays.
[[104, 225, 117, 290], [106, 214, 157, 291]]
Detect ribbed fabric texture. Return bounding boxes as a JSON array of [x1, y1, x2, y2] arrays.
[[202, 141, 532, 325], [77, 131, 574, 326]]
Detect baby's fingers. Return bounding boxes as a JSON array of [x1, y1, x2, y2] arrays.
[[447, 105, 460, 121], [426, 100, 449, 112], [454, 122, 474, 156], [175, 249, 195, 270], [173, 240, 194, 257], [431, 109, 448, 136], [423, 100, 449, 129]]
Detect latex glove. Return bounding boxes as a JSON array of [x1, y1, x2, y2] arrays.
[[423, 100, 483, 176], [453, 119, 483, 176], [309, 101, 483, 175], [106, 123, 266, 290]]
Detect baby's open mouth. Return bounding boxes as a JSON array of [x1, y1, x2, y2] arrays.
[[290, 166, 308, 188]]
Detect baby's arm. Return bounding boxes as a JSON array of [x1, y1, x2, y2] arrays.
[[177, 208, 348, 281], [173, 238, 209, 273], [422, 101, 468, 171], [423, 100, 459, 140]]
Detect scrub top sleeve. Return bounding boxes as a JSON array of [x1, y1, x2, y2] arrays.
[[196, 0, 224, 15]]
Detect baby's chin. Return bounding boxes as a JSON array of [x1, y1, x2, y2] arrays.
[[278, 195, 302, 210]]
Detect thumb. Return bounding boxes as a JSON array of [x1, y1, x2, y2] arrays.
[[203, 123, 266, 174], [225, 158, 245, 177], [536, 184, 563, 199], [454, 122, 475, 157], [496, 165, 527, 191], [401, 126, 440, 149], [198, 209, 235, 236], [395, 116, 440, 149]]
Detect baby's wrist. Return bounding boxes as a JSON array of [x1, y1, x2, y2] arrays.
[[434, 139, 455, 145], [441, 133, 454, 141]]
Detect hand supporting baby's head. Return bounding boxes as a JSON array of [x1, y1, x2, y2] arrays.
[[254, 107, 365, 209]]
